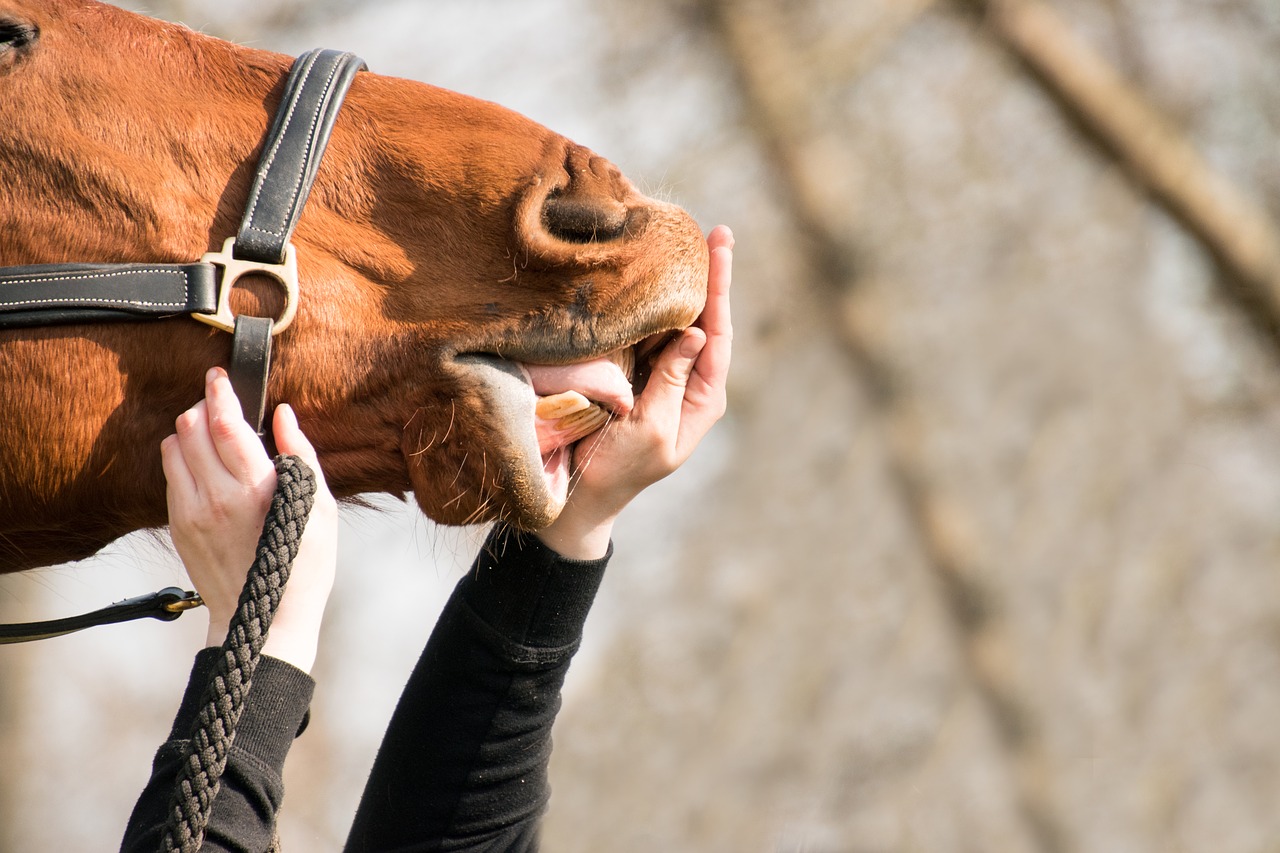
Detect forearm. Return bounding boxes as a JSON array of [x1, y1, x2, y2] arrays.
[[120, 649, 315, 853], [344, 523, 609, 853]]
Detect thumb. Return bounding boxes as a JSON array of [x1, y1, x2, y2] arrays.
[[273, 404, 323, 480], [638, 328, 707, 410]]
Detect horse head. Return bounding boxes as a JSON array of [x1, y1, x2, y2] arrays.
[[0, 0, 708, 570]]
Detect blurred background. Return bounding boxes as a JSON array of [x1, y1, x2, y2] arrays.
[[3, 0, 1280, 850]]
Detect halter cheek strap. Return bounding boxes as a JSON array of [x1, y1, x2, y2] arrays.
[[235, 48, 366, 267], [207, 48, 366, 435]]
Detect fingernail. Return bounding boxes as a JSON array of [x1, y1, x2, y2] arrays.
[[679, 330, 706, 358]]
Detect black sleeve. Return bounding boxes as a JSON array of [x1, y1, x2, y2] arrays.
[[120, 648, 315, 853], [343, 523, 610, 853]]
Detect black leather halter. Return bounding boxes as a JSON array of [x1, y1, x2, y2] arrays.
[[0, 47, 366, 433], [0, 48, 365, 644]]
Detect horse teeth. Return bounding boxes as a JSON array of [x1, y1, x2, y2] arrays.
[[555, 405, 610, 443], [536, 391, 592, 420]]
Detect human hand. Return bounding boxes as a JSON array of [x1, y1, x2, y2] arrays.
[[536, 225, 734, 559], [161, 367, 337, 673]]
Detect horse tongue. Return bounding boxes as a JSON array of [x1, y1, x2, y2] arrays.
[[522, 356, 635, 417]]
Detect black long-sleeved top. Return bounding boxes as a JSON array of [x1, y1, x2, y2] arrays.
[[121, 524, 610, 853]]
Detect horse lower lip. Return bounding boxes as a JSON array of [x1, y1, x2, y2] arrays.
[[451, 352, 546, 473], [446, 352, 595, 517], [446, 339, 646, 526], [450, 351, 622, 515]]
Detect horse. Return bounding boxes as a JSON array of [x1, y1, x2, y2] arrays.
[[0, 0, 709, 572]]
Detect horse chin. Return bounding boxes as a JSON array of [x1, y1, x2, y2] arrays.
[[399, 353, 562, 531]]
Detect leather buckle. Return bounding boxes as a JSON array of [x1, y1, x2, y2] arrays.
[[192, 236, 299, 335]]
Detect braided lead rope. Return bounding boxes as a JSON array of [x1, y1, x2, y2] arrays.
[[160, 455, 316, 853]]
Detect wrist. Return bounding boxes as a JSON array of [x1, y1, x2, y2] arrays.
[[535, 507, 617, 560], [202, 609, 324, 675], [258, 594, 329, 674], [204, 620, 230, 649], [261, 629, 320, 675], [204, 605, 235, 648]]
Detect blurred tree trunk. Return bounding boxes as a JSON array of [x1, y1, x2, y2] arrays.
[[968, 0, 1280, 354], [694, 0, 1068, 849]]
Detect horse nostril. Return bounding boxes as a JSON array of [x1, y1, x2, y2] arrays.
[[541, 194, 628, 244]]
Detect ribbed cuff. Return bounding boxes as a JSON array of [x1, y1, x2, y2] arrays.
[[171, 648, 315, 770], [457, 523, 611, 650]]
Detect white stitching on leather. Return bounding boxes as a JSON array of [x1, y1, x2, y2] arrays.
[[0, 268, 190, 309], [242, 53, 346, 240]]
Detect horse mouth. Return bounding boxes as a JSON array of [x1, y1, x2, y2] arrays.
[[451, 338, 663, 527]]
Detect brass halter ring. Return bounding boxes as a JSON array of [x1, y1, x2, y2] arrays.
[[192, 237, 300, 335]]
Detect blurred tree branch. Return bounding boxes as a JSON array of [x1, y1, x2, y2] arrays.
[[969, 0, 1280, 357], [695, 1, 1068, 850]]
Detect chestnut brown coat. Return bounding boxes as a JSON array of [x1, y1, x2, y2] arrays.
[[0, 0, 708, 571]]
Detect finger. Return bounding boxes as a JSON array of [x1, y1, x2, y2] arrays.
[[203, 367, 273, 485], [172, 398, 223, 491], [684, 230, 733, 414], [707, 223, 734, 254], [272, 404, 329, 490], [675, 342, 730, 453], [633, 327, 707, 425], [160, 433, 196, 509], [695, 231, 733, 345]]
